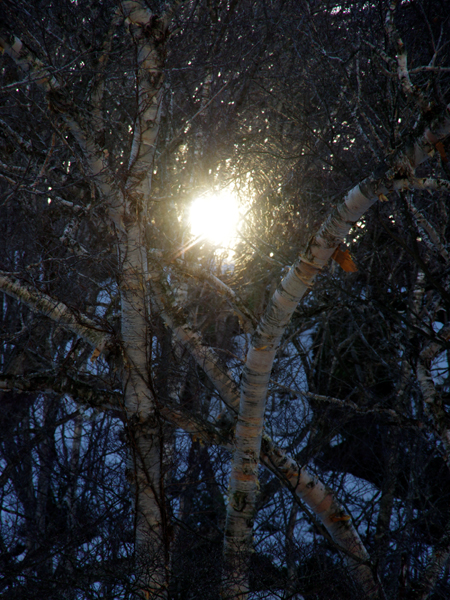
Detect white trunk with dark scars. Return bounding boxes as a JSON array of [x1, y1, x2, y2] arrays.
[[120, 225, 163, 577], [152, 286, 381, 596], [120, 4, 170, 593], [224, 104, 450, 598], [261, 436, 379, 598], [1, 10, 169, 596]]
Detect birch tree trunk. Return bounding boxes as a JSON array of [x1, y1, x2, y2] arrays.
[[110, 3, 169, 595], [0, 267, 381, 596], [224, 103, 450, 597], [0, 4, 169, 595], [147, 272, 380, 596]]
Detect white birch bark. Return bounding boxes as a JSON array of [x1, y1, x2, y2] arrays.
[[123, 0, 166, 203], [0, 36, 60, 90], [0, 272, 111, 354], [118, 4, 169, 595], [1, 9, 169, 596], [385, 0, 429, 113], [260, 436, 379, 598], [4, 10, 450, 598], [224, 103, 450, 598], [121, 222, 167, 597], [148, 275, 380, 596]]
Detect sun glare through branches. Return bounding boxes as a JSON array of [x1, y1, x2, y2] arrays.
[[189, 190, 241, 249]]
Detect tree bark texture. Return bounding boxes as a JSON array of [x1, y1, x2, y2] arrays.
[[224, 103, 450, 598]]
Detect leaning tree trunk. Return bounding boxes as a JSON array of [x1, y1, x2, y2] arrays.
[[223, 103, 450, 598]]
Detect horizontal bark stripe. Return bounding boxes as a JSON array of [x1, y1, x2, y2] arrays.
[[236, 419, 265, 430], [233, 472, 258, 483]]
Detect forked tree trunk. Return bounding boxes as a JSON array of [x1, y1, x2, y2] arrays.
[[149, 279, 380, 597], [3, 9, 450, 598], [223, 103, 450, 598]]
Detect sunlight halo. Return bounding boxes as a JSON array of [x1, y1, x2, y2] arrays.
[[189, 190, 240, 247]]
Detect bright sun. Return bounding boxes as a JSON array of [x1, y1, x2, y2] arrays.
[[189, 190, 240, 247]]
